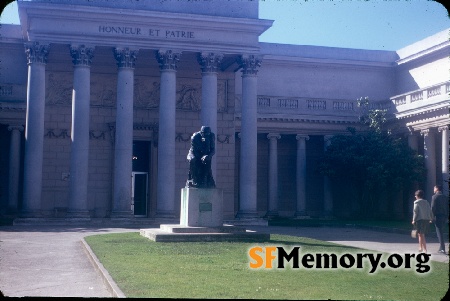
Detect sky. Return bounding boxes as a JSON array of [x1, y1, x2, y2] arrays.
[[1, 0, 449, 51]]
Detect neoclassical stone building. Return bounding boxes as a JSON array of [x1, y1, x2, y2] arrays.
[[0, 0, 448, 221]]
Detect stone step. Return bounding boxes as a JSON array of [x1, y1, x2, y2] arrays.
[[160, 224, 247, 233], [140, 228, 270, 242]]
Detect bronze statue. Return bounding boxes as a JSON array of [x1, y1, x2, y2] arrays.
[[186, 126, 216, 188]]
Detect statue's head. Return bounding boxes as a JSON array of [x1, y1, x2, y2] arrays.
[[200, 126, 211, 137]]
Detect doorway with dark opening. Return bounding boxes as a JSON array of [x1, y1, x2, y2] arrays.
[[132, 141, 150, 217]]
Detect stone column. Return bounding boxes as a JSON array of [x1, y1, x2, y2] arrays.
[[8, 125, 24, 213], [323, 135, 333, 217], [295, 134, 309, 216], [156, 49, 181, 217], [68, 45, 94, 218], [198, 52, 223, 180], [438, 126, 449, 195], [407, 129, 420, 214], [22, 42, 49, 217], [267, 133, 281, 216], [112, 48, 138, 218], [421, 129, 437, 200], [407, 130, 419, 153], [236, 55, 261, 218]]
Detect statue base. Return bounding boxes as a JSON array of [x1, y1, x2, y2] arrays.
[[140, 188, 269, 242], [180, 188, 223, 227]]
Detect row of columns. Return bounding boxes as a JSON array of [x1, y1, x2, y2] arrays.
[[263, 126, 449, 216], [12, 43, 448, 218], [408, 126, 449, 199], [265, 133, 332, 217], [19, 41, 261, 218]]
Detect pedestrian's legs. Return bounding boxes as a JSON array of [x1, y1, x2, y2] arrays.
[[419, 233, 427, 253], [418, 233, 427, 253], [435, 216, 446, 252], [418, 234, 423, 252]]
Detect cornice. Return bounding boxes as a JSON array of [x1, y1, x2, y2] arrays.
[[395, 41, 450, 65], [394, 102, 449, 120], [406, 115, 450, 131], [261, 54, 395, 69]]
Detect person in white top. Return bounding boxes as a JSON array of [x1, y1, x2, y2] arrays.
[[412, 190, 433, 253]]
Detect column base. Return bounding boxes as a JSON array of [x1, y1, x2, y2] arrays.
[[294, 211, 309, 218], [67, 210, 91, 218], [322, 211, 334, 218], [110, 210, 134, 219], [235, 210, 259, 219], [265, 210, 279, 218]]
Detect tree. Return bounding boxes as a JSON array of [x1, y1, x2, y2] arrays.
[[319, 98, 425, 218]]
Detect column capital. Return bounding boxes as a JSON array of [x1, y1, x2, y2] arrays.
[[198, 52, 223, 73], [296, 134, 310, 141], [114, 47, 138, 69], [237, 54, 262, 76], [438, 125, 449, 132], [70, 45, 95, 66], [8, 125, 24, 132], [267, 133, 281, 140], [156, 49, 181, 71], [420, 128, 437, 136], [24, 42, 49, 65]]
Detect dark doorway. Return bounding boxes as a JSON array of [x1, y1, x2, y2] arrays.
[[132, 141, 150, 216]]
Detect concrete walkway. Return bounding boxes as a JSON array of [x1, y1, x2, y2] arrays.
[[0, 224, 448, 297], [248, 225, 449, 263]]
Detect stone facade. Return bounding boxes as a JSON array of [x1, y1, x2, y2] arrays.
[[0, 0, 448, 221]]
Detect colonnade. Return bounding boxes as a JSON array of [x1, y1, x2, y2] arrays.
[[408, 126, 449, 199], [8, 42, 448, 218], [261, 126, 449, 217], [16, 41, 262, 218], [264, 133, 331, 217]]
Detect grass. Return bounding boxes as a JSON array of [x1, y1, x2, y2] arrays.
[[85, 232, 449, 300]]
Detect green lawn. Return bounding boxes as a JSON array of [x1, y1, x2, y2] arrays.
[[85, 233, 449, 300]]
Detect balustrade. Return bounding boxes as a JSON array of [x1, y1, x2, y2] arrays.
[[391, 82, 448, 107]]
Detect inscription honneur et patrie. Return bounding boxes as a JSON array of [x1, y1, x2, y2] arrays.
[[98, 25, 195, 39]]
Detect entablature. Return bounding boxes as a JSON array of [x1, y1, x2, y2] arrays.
[[18, 1, 273, 55]]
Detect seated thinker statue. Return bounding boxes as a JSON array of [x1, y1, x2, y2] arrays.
[[186, 126, 216, 188]]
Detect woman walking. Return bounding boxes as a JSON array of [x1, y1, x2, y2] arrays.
[[412, 190, 433, 253]]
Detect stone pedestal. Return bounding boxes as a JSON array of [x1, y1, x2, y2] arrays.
[[180, 188, 223, 227], [140, 188, 269, 242]]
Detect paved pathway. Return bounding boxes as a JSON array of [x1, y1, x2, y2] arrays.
[[0, 224, 448, 297], [248, 225, 449, 263], [0, 225, 141, 297]]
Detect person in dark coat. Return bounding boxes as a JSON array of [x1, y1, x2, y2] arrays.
[[431, 185, 448, 254], [186, 126, 216, 188]]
